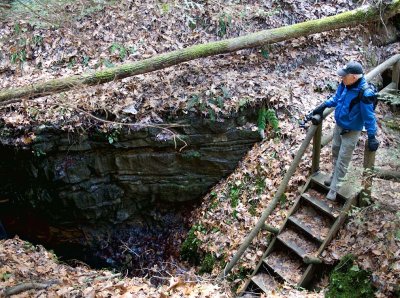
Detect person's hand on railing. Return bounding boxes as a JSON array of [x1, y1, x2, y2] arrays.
[[311, 113, 322, 125], [299, 112, 323, 129], [368, 135, 379, 151], [312, 103, 327, 117]]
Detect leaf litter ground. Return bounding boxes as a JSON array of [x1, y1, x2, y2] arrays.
[[0, 0, 399, 297]]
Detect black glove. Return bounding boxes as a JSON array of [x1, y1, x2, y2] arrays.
[[368, 135, 379, 151], [311, 114, 322, 125], [312, 103, 327, 116]]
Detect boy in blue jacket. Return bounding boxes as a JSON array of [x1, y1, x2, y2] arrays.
[[312, 61, 379, 201]]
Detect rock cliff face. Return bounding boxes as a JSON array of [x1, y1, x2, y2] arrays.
[[0, 110, 260, 225]]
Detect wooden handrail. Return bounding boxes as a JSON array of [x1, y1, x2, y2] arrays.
[[321, 131, 334, 148], [365, 54, 400, 81], [219, 117, 320, 279]]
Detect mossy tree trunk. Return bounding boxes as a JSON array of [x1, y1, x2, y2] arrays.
[[1, 0, 400, 103]]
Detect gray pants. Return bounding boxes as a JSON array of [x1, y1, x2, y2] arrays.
[[330, 124, 361, 192]]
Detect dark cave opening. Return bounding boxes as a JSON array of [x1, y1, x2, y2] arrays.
[[0, 199, 198, 285]]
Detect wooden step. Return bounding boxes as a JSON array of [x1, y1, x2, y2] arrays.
[[310, 171, 360, 199], [310, 172, 330, 190], [290, 205, 332, 242], [288, 216, 323, 243], [302, 190, 342, 219], [277, 228, 319, 259], [250, 273, 278, 294], [263, 250, 305, 285]]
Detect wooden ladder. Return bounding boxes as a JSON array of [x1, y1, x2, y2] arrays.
[[240, 172, 360, 296]]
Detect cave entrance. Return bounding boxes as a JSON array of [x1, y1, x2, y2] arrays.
[[0, 199, 198, 285]]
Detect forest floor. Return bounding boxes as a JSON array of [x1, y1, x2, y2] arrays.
[[0, 0, 399, 297]]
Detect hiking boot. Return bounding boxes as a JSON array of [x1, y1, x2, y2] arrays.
[[324, 175, 333, 186], [326, 189, 337, 201]]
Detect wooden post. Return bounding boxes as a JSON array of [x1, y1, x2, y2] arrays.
[[360, 140, 376, 206], [392, 59, 400, 89], [311, 121, 322, 175]]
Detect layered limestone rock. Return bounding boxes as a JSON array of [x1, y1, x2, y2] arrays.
[[0, 110, 260, 225]]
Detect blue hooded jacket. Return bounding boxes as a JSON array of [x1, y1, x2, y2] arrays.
[[324, 76, 377, 137]]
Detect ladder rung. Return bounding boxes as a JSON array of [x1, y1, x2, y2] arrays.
[[262, 259, 301, 285], [250, 273, 278, 294], [278, 228, 320, 260], [302, 192, 340, 219], [311, 172, 358, 200], [277, 234, 307, 258], [263, 250, 305, 285], [288, 216, 324, 243]]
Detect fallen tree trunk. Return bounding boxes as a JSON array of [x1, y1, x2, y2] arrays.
[[375, 167, 400, 181], [1, 1, 400, 103]]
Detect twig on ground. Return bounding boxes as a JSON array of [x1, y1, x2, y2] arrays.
[[3, 280, 60, 297], [94, 273, 122, 281], [120, 241, 140, 257]]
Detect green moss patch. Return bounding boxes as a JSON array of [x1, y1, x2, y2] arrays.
[[199, 253, 216, 274], [326, 254, 375, 298], [180, 224, 203, 265], [180, 225, 219, 275]]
